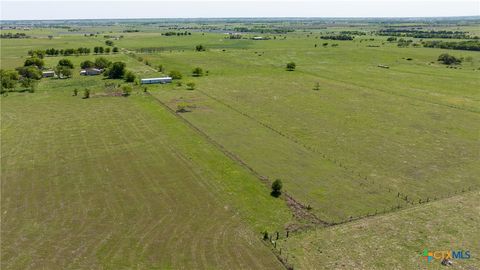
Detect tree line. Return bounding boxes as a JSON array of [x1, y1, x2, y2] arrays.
[[377, 29, 477, 39], [422, 40, 480, 51], [27, 46, 119, 58], [320, 35, 354, 40], [1, 33, 30, 39]]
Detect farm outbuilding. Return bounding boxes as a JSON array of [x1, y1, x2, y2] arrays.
[[42, 70, 55, 78], [80, 68, 103, 76], [141, 77, 172, 84]]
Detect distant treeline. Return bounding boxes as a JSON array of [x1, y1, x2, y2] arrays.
[[27, 46, 119, 57], [1, 32, 30, 39], [233, 27, 294, 34], [320, 35, 354, 40], [162, 31, 192, 36], [422, 40, 480, 51], [123, 29, 139, 33], [377, 28, 477, 39], [340, 31, 366, 36]]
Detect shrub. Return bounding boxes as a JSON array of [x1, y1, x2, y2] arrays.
[[271, 179, 283, 197], [94, 57, 111, 69], [104, 61, 126, 79], [438, 53, 462, 65], [169, 70, 182, 80], [122, 85, 132, 96], [186, 82, 195, 90], [286, 62, 296, 71], [124, 70, 136, 82], [195, 44, 206, 51], [83, 88, 90, 99], [192, 67, 203, 77], [24, 57, 44, 69]]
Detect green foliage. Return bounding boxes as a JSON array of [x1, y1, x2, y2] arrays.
[[124, 71, 136, 82], [73, 88, 78, 96], [157, 64, 165, 72], [105, 40, 114, 46], [80, 60, 95, 69], [105, 47, 111, 54], [121, 85, 133, 96], [112, 47, 119, 53], [169, 70, 183, 80], [286, 62, 296, 71], [313, 82, 320, 91], [192, 67, 203, 77], [94, 57, 112, 69], [105, 62, 126, 79], [20, 77, 36, 92], [271, 179, 282, 197], [58, 59, 74, 69], [438, 53, 462, 65], [55, 66, 73, 79], [83, 88, 90, 99], [176, 102, 190, 113], [24, 57, 44, 69], [195, 44, 206, 51], [0, 69, 19, 91], [16, 66, 42, 80], [186, 82, 196, 90]]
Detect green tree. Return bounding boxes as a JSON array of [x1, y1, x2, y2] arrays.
[[55, 65, 72, 78], [24, 57, 44, 69], [105, 47, 111, 54], [0, 69, 19, 91], [112, 47, 119, 53], [73, 88, 78, 96], [286, 62, 296, 71], [124, 70, 136, 82], [169, 70, 182, 80], [94, 57, 111, 69], [58, 59, 74, 68], [313, 82, 320, 91], [20, 78, 36, 93], [192, 67, 203, 77], [80, 60, 95, 69], [105, 40, 114, 46], [104, 61, 126, 79], [16, 66, 42, 80], [195, 44, 206, 51], [271, 179, 283, 197]]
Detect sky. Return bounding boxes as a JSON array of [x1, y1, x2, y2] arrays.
[[1, 0, 479, 20]]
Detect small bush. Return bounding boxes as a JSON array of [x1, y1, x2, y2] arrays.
[[124, 71, 136, 82], [83, 88, 90, 99], [186, 82, 195, 90], [192, 67, 203, 77], [286, 62, 296, 71], [271, 179, 283, 197], [169, 70, 182, 80]]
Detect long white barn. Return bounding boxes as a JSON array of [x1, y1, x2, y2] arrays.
[[141, 77, 172, 84]]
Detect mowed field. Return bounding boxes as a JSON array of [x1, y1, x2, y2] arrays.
[[1, 22, 480, 269], [1, 87, 291, 268]]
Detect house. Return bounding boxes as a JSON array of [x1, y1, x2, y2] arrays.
[[80, 68, 103, 76], [42, 70, 55, 78], [141, 77, 172, 84]]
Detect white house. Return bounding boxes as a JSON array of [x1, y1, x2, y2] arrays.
[[80, 68, 103, 76], [42, 70, 55, 78], [141, 77, 172, 84]]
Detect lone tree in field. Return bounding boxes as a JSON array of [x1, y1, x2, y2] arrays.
[[271, 179, 283, 197], [286, 62, 296, 71], [192, 67, 203, 77], [313, 82, 320, 91], [438, 53, 462, 65], [195, 44, 206, 51]]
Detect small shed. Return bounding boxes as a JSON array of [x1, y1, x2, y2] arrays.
[[42, 70, 55, 78], [80, 68, 103, 76], [141, 77, 172, 84]]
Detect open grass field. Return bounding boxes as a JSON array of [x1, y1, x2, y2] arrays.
[[1, 17, 479, 269]]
